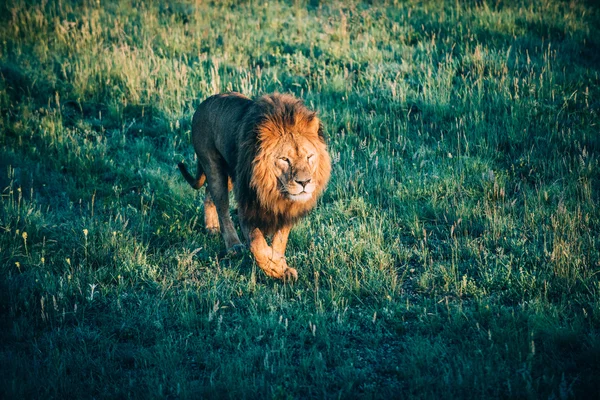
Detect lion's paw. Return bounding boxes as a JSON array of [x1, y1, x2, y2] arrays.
[[282, 267, 298, 282], [227, 243, 246, 256], [257, 254, 297, 282], [206, 226, 220, 235]]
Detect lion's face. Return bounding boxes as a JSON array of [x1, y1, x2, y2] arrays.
[[247, 95, 331, 217], [273, 136, 320, 203]]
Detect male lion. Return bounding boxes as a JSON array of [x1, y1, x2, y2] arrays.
[[178, 92, 331, 281]]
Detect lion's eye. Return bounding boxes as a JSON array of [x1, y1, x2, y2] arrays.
[[307, 154, 315, 160], [279, 157, 289, 163]]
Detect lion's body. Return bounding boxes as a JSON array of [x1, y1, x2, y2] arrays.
[[178, 92, 331, 280]]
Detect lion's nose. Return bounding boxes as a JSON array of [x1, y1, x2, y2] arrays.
[[295, 178, 311, 188]]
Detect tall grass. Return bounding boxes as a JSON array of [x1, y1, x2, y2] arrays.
[[1, 0, 599, 398]]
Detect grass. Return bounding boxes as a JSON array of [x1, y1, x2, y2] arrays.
[[1, 0, 599, 398]]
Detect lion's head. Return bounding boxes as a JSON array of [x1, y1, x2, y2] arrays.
[[238, 93, 331, 229]]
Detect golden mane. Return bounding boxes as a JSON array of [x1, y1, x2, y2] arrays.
[[235, 93, 331, 235]]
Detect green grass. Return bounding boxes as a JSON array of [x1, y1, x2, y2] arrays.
[[1, 0, 599, 398]]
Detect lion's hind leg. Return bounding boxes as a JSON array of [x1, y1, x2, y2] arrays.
[[203, 192, 220, 234], [205, 165, 244, 253]]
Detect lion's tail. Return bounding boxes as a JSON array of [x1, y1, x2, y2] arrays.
[[178, 161, 206, 190]]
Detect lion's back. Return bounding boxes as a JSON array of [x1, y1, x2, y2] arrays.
[[191, 92, 254, 169]]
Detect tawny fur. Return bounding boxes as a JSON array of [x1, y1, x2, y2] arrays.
[[178, 92, 331, 280]]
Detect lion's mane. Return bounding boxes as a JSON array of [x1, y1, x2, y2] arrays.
[[235, 94, 331, 235]]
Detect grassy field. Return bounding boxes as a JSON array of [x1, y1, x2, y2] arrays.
[[1, 0, 599, 398]]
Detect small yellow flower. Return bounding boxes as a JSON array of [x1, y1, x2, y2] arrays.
[[22, 232, 28, 240], [83, 229, 89, 237]]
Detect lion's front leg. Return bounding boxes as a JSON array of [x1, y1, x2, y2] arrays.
[[245, 226, 297, 281], [272, 225, 291, 256]]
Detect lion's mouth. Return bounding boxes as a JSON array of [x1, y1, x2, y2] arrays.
[[287, 191, 313, 202]]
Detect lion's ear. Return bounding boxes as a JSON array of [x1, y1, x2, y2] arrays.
[[317, 121, 327, 144], [307, 115, 326, 144]]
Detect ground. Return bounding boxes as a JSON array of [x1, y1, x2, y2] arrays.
[[1, 0, 599, 398]]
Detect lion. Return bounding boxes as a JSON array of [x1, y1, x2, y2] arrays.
[[178, 92, 331, 281]]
